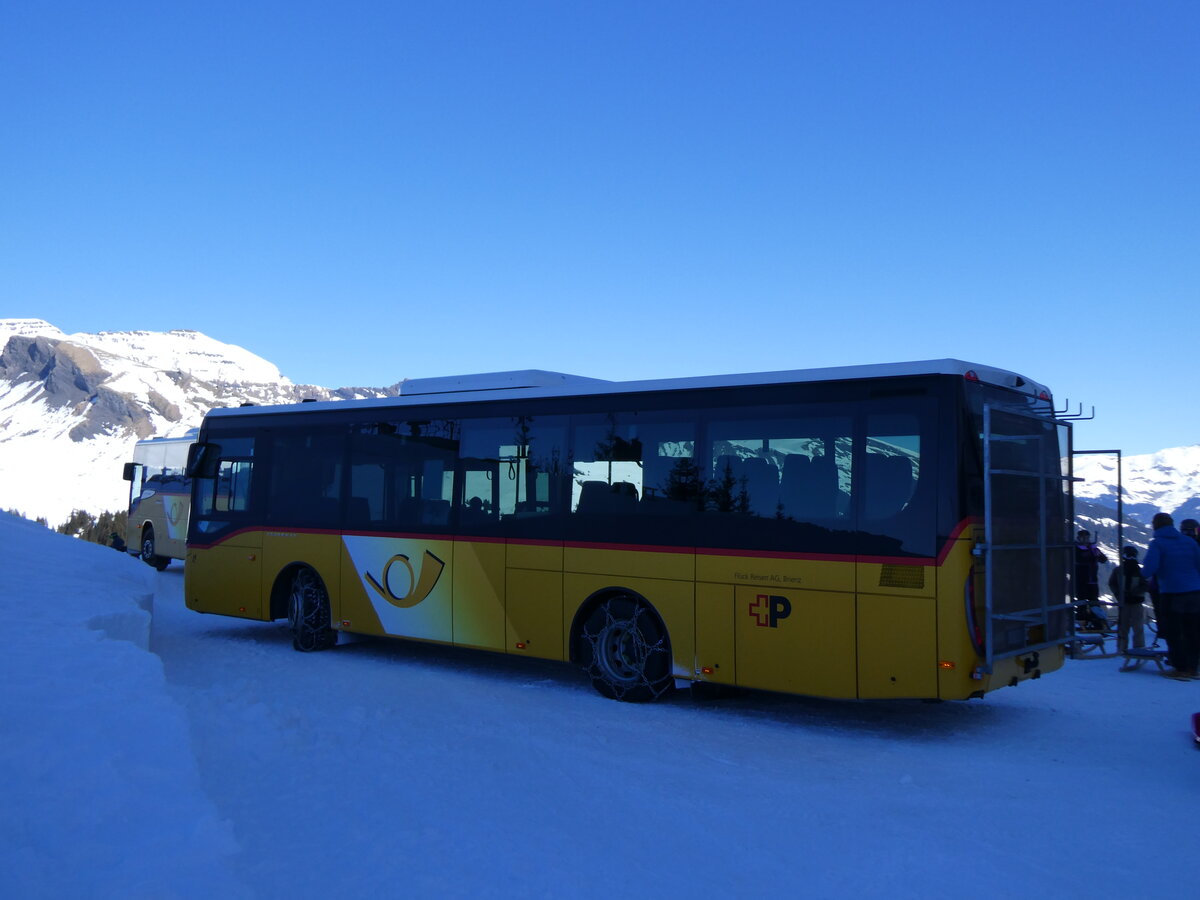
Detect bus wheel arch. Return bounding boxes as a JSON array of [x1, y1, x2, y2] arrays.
[[278, 564, 338, 652], [571, 588, 673, 702]]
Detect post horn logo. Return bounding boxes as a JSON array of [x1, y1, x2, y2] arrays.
[[365, 550, 446, 609]]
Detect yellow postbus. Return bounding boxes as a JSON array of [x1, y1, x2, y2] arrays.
[[183, 361, 1074, 702], [123, 431, 196, 570]]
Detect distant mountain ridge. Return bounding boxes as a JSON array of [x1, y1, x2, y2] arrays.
[[0, 318, 400, 523], [2, 318, 1197, 535]]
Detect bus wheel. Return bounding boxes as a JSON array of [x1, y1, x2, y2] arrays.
[[580, 594, 672, 702], [288, 567, 337, 652], [140, 527, 169, 571]]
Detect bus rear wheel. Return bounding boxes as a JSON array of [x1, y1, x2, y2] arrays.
[[140, 527, 169, 571], [288, 567, 337, 652], [580, 594, 672, 702]]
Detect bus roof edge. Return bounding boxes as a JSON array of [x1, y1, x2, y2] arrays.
[[400, 369, 611, 396]]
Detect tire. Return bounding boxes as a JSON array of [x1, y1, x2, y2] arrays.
[[140, 527, 169, 571], [288, 567, 337, 652], [579, 594, 672, 702]]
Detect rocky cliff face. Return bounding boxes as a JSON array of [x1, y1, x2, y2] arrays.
[[0, 335, 169, 441]]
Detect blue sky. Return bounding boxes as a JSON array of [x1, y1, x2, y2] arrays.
[[2, 1, 1196, 455]]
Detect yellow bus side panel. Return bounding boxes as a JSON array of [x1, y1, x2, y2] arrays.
[[697, 553, 855, 594], [507, 541, 563, 572], [341, 535, 455, 642], [695, 583, 736, 684], [565, 546, 694, 582], [338, 541, 386, 635], [452, 540, 506, 651], [735, 585, 857, 698], [564, 572, 695, 679], [936, 536, 979, 698], [856, 594, 937, 698], [506, 569, 565, 660], [185, 532, 264, 619], [263, 531, 342, 619]]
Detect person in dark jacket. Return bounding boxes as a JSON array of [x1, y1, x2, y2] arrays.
[[1074, 530, 1109, 630], [1181, 518, 1199, 543], [1108, 545, 1147, 654], [1141, 513, 1200, 679]]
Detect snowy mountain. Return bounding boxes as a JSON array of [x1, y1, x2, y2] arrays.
[[1073, 445, 1200, 556], [0, 319, 400, 523]]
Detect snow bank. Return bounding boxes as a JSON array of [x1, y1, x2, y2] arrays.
[[0, 513, 247, 898]]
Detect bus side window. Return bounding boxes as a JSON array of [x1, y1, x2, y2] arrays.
[[348, 420, 457, 530], [863, 415, 920, 521], [709, 414, 851, 525], [216, 460, 254, 512], [268, 431, 344, 526], [459, 416, 566, 532], [861, 408, 934, 556], [570, 413, 696, 517], [196, 458, 254, 515], [779, 453, 841, 521]]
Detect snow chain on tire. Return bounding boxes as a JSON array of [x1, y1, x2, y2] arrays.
[[581, 595, 672, 702], [289, 569, 336, 652]]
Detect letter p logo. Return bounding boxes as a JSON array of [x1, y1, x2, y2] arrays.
[[750, 594, 792, 628]]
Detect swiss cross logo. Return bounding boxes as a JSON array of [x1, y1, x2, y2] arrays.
[[750, 594, 792, 628]]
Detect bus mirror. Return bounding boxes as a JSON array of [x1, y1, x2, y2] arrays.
[[122, 462, 137, 481], [186, 442, 212, 477]]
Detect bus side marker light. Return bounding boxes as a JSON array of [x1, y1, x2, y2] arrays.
[[516, 642, 527, 649], [701, 666, 715, 675], [938, 660, 955, 670], [341, 620, 351, 628], [238, 606, 247, 613]]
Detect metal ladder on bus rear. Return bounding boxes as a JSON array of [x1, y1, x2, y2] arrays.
[[976, 404, 1076, 674]]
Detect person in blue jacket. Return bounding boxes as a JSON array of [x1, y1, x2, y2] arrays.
[[1141, 512, 1200, 679]]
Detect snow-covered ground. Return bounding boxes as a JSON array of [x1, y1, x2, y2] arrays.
[[1, 510, 1196, 899]]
